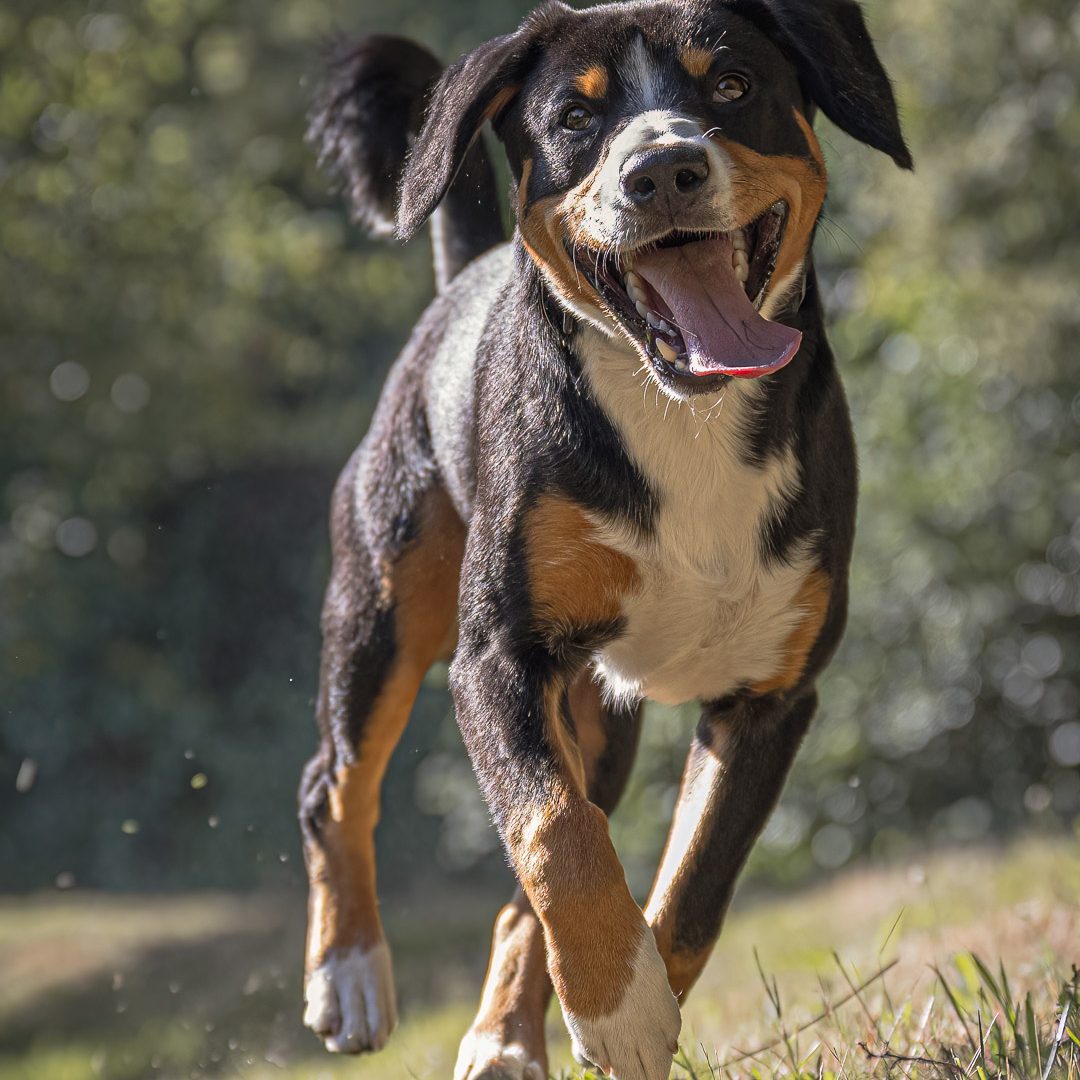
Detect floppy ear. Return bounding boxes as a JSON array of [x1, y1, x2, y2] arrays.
[[395, 32, 534, 240], [736, 0, 913, 169]]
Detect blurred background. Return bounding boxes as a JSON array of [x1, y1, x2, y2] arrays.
[[1, 0, 1078, 1077]]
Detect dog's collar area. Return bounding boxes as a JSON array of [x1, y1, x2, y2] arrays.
[[566, 202, 800, 385]]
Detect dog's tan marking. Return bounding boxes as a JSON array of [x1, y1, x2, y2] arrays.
[[658, 939, 713, 1001], [483, 83, 521, 126], [305, 488, 465, 970], [792, 106, 824, 165], [543, 680, 587, 794], [710, 110, 827, 303], [512, 789, 644, 1019], [518, 159, 610, 318], [395, 485, 466, 660], [524, 494, 640, 634], [459, 671, 626, 1074], [495, 650, 644, 1022], [749, 568, 831, 695], [566, 670, 608, 777], [572, 64, 609, 99], [456, 889, 551, 1079], [680, 46, 714, 79]]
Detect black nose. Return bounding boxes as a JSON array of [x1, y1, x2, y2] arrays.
[[621, 145, 710, 204]]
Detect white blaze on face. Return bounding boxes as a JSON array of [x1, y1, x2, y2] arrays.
[[621, 34, 663, 110]]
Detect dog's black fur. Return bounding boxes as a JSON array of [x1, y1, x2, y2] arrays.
[[299, 3, 910, 1077]]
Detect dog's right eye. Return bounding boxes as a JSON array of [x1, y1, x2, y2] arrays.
[[561, 105, 594, 131]]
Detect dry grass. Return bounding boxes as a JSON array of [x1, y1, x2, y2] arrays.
[[668, 841, 1080, 1079], [0, 839, 1077, 1079]]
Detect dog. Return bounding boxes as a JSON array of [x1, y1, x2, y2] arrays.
[[298, 2, 911, 1078]]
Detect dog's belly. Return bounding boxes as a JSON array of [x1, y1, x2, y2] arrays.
[[594, 554, 814, 705]]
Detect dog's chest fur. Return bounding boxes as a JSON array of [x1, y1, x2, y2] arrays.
[[578, 328, 816, 706]]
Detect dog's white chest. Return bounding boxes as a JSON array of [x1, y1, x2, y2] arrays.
[[594, 533, 813, 706], [580, 331, 814, 706]]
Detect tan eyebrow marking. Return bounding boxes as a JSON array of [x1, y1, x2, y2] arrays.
[[680, 46, 715, 79], [572, 64, 609, 99]]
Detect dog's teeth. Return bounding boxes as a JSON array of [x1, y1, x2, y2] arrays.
[[673, 357, 690, 373], [733, 249, 749, 283], [646, 311, 663, 330], [655, 338, 678, 363], [732, 229, 748, 252], [626, 272, 646, 303], [635, 300, 650, 319]]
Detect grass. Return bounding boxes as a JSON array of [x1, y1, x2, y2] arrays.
[[0, 839, 1077, 1079]]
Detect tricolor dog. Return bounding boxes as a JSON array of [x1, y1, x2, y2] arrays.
[[299, 2, 911, 1078]]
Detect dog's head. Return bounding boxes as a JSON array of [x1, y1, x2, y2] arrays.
[[398, 0, 911, 395]]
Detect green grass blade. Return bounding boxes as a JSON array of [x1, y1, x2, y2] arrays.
[[935, 964, 979, 1054], [999, 959, 1016, 1020], [1026, 992, 1043, 1076], [971, 953, 1015, 1026]]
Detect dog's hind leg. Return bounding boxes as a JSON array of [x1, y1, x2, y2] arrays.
[[299, 454, 464, 1054], [644, 691, 816, 1001], [454, 673, 642, 1080]]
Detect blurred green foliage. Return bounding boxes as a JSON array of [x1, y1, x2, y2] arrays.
[[1, 0, 1078, 896]]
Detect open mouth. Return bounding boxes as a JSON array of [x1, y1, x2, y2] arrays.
[[570, 201, 802, 384]]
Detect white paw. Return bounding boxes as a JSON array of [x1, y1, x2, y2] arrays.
[[454, 1031, 545, 1080], [303, 942, 397, 1054], [562, 932, 680, 1080]]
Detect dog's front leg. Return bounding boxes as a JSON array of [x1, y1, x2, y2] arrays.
[[451, 621, 680, 1080], [645, 691, 817, 1000]]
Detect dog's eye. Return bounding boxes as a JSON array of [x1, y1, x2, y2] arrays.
[[561, 105, 594, 131], [713, 74, 749, 103]]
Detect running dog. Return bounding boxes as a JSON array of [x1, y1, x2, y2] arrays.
[[300, 2, 911, 1078]]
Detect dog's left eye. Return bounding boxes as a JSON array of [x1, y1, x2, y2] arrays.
[[713, 73, 749, 103], [561, 105, 594, 131]]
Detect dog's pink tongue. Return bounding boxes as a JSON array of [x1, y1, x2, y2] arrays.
[[633, 238, 801, 377]]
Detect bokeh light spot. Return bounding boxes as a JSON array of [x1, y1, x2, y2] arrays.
[[111, 373, 151, 414], [149, 124, 190, 166], [1049, 722, 1080, 768], [811, 824, 854, 869], [49, 361, 90, 402], [56, 517, 98, 557]]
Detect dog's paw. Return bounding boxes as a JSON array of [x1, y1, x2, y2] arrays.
[[454, 1031, 545, 1080], [303, 942, 397, 1054], [561, 932, 681, 1080]]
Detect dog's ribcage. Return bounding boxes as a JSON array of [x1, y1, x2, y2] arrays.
[[579, 327, 818, 706]]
